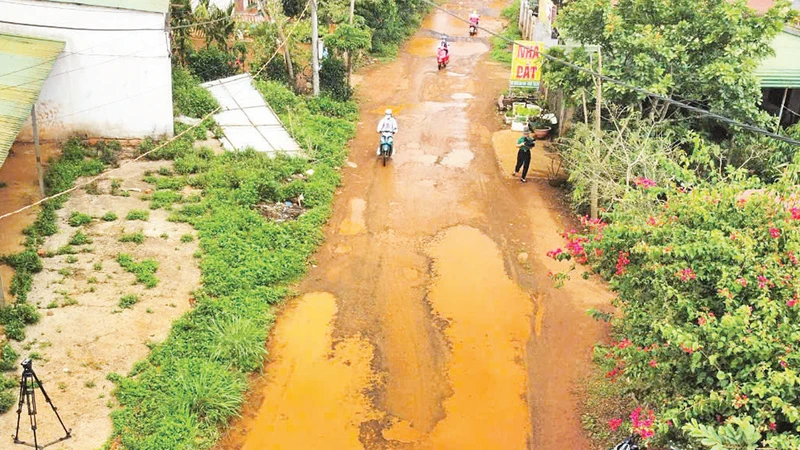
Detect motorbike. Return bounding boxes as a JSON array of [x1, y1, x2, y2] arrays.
[[437, 48, 450, 70], [378, 132, 394, 166], [469, 20, 478, 36]]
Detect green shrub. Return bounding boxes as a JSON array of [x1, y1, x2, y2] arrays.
[[117, 254, 159, 288], [173, 66, 220, 118], [126, 210, 150, 221], [119, 232, 145, 244], [209, 317, 268, 372], [150, 190, 183, 210], [102, 212, 118, 221], [554, 181, 800, 448], [68, 212, 92, 227], [119, 294, 140, 309], [180, 234, 194, 243], [69, 230, 92, 246], [187, 47, 236, 82], [1, 251, 43, 273], [0, 390, 14, 413], [319, 57, 352, 101], [252, 80, 300, 115], [0, 344, 19, 371]]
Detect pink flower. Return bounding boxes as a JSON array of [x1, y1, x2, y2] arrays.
[[609, 418, 623, 431], [788, 298, 798, 307], [698, 317, 706, 326], [633, 177, 656, 188], [792, 207, 800, 220], [646, 216, 657, 226], [758, 275, 770, 289], [617, 339, 632, 349], [736, 277, 747, 287], [769, 422, 777, 431], [677, 268, 697, 282], [780, 360, 788, 368], [616, 251, 631, 275], [546, 248, 563, 259], [649, 359, 658, 368], [770, 227, 781, 238]]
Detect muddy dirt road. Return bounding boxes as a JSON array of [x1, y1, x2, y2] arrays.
[[220, 2, 612, 449]]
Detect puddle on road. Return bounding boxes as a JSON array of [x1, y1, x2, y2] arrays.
[[440, 147, 474, 169], [385, 226, 533, 448], [339, 198, 367, 235], [239, 292, 380, 450], [407, 38, 441, 57], [446, 72, 467, 77]]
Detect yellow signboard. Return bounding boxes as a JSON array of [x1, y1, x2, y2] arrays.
[[510, 41, 544, 89]]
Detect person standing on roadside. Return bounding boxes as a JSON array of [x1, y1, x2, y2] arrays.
[[513, 130, 535, 183]]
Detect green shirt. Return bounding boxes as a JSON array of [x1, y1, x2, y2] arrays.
[[517, 136, 535, 152]]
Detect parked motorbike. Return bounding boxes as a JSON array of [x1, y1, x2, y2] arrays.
[[378, 132, 394, 166], [437, 48, 450, 70]]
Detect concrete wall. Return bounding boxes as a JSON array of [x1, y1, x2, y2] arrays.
[[0, 0, 174, 140]]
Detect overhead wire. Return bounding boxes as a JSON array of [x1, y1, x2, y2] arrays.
[[0, 0, 311, 222], [418, 0, 800, 147], [0, 16, 232, 32]]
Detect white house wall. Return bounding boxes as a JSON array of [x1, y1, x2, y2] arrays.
[[0, 0, 173, 140]]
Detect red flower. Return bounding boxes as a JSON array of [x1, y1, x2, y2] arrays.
[[616, 251, 631, 275], [736, 277, 747, 287], [770, 227, 781, 238], [646, 216, 657, 226], [617, 339, 632, 349], [780, 360, 788, 368], [792, 207, 800, 220], [649, 359, 657, 368], [788, 298, 798, 307], [608, 418, 623, 431], [633, 177, 656, 188], [698, 317, 706, 326], [769, 422, 777, 431], [546, 248, 563, 259]]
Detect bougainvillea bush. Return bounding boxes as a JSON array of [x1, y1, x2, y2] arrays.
[[553, 177, 800, 449]]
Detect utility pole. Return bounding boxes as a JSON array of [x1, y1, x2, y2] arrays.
[[311, 0, 320, 96], [590, 47, 602, 219]]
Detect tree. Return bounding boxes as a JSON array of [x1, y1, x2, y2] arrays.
[[325, 23, 371, 85], [170, 0, 195, 65], [545, 0, 793, 123]]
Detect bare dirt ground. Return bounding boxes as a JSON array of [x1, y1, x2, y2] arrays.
[[0, 146, 201, 450], [219, 1, 613, 449]]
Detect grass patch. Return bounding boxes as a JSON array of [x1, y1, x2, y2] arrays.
[[69, 230, 92, 246], [150, 190, 183, 210], [126, 210, 150, 221], [490, 4, 522, 64], [180, 234, 194, 243], [117, 254, 159, 288], [102, 211, 118, 221], [109, 80, 356, 449], [68, 212, 92, 227], [119, 231, 145, 244], [118, 294, 140, 309]]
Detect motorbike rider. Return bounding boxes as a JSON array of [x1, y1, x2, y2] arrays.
[[469, 10, 480, 26], [438, 35, 449, 57], [376, 109, 398, 156]]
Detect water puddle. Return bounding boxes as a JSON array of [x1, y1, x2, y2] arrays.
[[406, 38, 441, 57], [383, 226, 533, 448], [446, 72, 467, 78], [238, 292, 380, 449], [339, 198, 367, 235]]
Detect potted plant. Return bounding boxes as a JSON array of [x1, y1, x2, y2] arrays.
[[529, 116, 552, 139]]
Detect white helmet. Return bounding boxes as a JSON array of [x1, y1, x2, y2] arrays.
[[385, 109, 392, 116]]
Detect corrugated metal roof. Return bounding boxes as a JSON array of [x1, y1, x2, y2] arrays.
[[201, 74, 303, 156], [0, 33, 64, 169], [756, 30, 800, 88], [34, 0, 169, 14]]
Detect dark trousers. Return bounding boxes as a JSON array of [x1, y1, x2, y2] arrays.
[[515, 150, 531, 179]]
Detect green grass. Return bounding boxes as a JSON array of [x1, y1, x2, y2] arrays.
[[119, 294, 140, 309], [119, 231, 145, 244], [180, 234, 194, 243], [102, 211, 118, 221], [109, 80, 356, 449], [150, 190, 183, 210], [68, 212, 92, 227], [126, 210, 150, 221], [490, 4, 522, 64], [117, 254, 159, 288], [69, 230, 93, 246]]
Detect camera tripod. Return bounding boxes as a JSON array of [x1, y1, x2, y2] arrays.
[[13, 359, 71, 449]]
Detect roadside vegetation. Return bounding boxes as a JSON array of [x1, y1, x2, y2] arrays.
[[539, 0, 800, 448]]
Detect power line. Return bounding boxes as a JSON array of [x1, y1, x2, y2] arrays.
[[0, 0, 311, 222], [419, 0, 800, 148]]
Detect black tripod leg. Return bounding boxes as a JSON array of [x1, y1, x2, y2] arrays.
[[30, 370, 71, 438], [13, 374, 27, 442], [26, 377, 38, 450]]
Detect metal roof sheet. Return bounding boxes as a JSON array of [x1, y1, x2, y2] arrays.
[[32, 0, 169, 14], [0, 33, 64, 169], [202, 74, 302, 156], [756, 30, 800, 88]]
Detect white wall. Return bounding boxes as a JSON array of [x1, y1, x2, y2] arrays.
[[0, 0, 174, 140]]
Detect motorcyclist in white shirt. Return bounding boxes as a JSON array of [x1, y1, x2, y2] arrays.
[[376, 109, 398, 156], [438, 35, 449, 56]]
